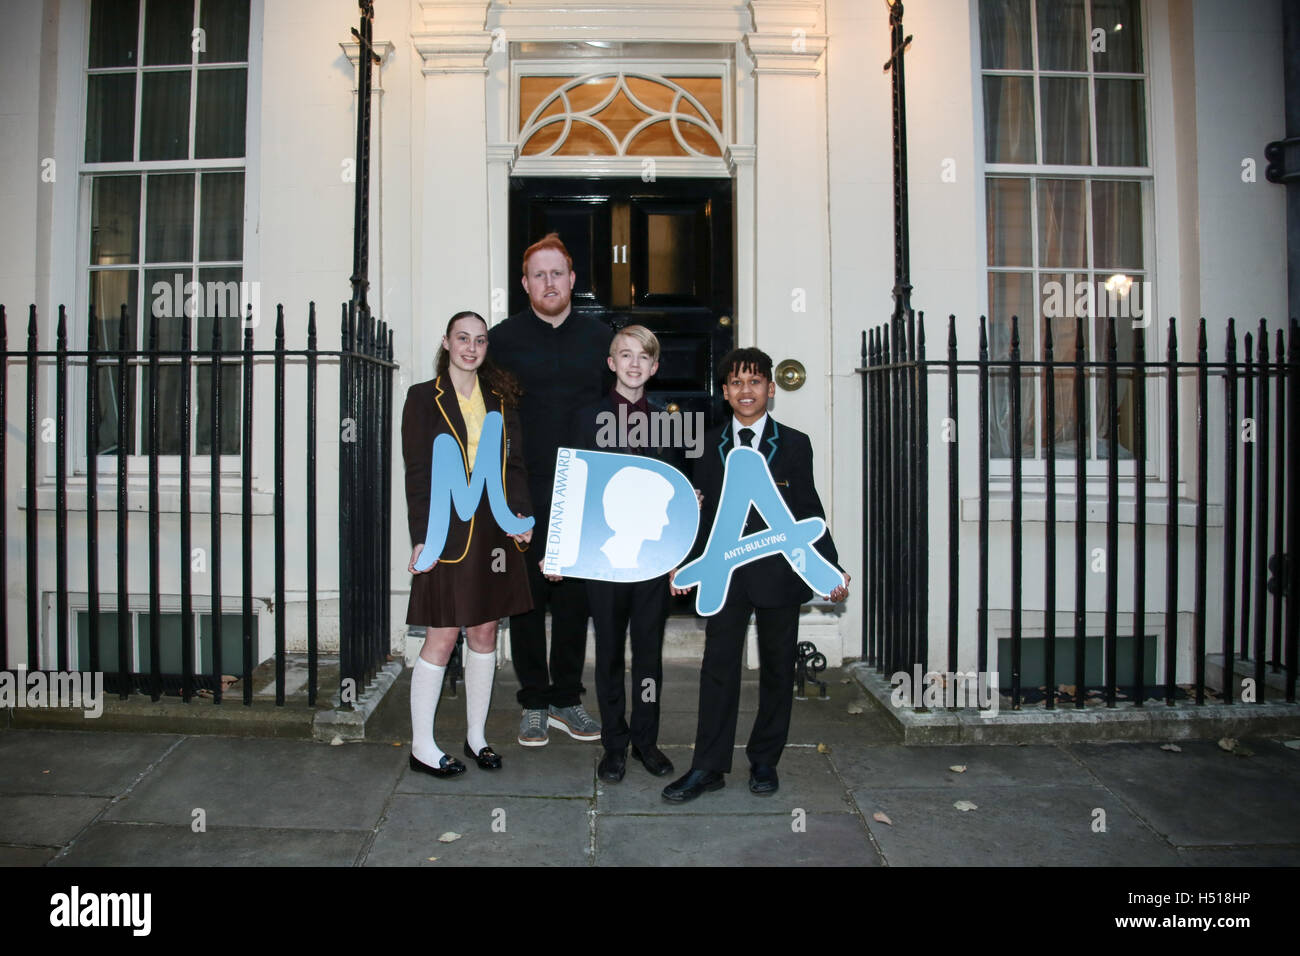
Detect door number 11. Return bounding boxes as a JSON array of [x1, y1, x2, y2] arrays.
[[612, 244, 628, 264]]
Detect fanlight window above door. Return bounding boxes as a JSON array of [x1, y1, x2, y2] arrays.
[[517, 71, 726, 160]]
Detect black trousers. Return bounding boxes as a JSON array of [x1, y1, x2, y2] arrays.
[[690, 593, 800, 774], [587, 575, 669, 752], [509, 552, 590, 709]]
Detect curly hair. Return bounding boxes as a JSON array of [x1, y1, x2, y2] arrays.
[[435, 311, 521, 407]]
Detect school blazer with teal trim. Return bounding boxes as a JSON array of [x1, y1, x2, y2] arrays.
[[687, 417, 842, 608]]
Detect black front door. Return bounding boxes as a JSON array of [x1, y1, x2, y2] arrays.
[[508, 176, 734, 425]]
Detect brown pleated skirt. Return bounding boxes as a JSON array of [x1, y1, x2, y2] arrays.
[[405, 497, 535, 628]]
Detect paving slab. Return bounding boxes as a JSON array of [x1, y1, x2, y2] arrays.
[[850, 784, 1184, 866], [0, 846, 58, 866], [364, 794, 592, 866], [100, 737, 404, 831], [595, 812, 880, 866], [0, 794, 110, 847], [0, 731, 181, 796], [831, 742, 1082, 791], [597, 746, 854, 815], [396, 741, 597, 798], [1066, 740, 1300, 847], [51, 823, 368, 866]]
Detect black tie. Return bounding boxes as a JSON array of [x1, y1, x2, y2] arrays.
[[738, 427, 755, 448]]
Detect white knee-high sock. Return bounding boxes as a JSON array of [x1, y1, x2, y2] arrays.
[[464, 647, 496, 754], [410, 657, 447, 766]]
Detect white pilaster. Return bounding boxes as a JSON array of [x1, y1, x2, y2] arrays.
[[411, 2, 494, 379]]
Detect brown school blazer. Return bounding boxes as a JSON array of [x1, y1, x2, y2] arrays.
[[401, 375, 532, 560]]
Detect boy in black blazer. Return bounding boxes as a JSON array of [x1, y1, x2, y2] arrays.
[[571, 325, 682, 783], [664, 348, 850, 801]]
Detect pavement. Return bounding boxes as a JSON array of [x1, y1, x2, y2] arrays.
[[2, 661, 1299, 867]]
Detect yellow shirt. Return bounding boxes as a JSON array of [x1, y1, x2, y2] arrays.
[[456, 377, 488, 469]]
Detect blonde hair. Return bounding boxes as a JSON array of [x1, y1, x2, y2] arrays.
[[610, 324, 660, 363]]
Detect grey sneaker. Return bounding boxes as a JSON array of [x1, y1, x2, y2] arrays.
[[548, 703, 602, 741], [518, 708, 549, 747]]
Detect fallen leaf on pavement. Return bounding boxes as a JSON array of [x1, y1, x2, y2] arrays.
[[1160, 743, 1182, 752], [330, 735, 344, 746], [949, 765, 967, 773], [438, 832, 462, 844], [847, 702, 864, 715], [872, 811, 893, 825], [817, 742, 832, 754], [1218, 737, 1238, 752], [953, 800, 978, 812], [426, 857, 438, 862]]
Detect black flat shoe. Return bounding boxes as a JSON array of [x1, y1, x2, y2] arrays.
[[661, 769, 724, 803], [598, 748, 627, 783], [463, 741, 503, 770], [749, 763, 779, 795], [409, 752, 466, 778], [631, 744, 674, 777]]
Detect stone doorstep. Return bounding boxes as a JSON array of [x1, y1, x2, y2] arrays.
[[311, 660, 403, 742], [847, 662, 1300, 745], [1205, 653, 1294, 695]]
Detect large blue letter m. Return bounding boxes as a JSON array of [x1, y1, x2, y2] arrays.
[[413, 410, 533, 571]]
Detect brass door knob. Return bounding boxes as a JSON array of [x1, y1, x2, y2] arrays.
[[666, 402, 681, 414], [775, 359, 806, 390], [718, 315, 731, 327]]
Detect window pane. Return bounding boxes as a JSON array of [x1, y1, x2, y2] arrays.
[[1039, 77, 1090, 164], [1096, 313, 1136, 459], [199, 0, 251, 63], [196, 266, 243, 455], [145, 173, 195, 263], [140, 70, 191, 160], [138, 612, 185, 672], [89, 0, 140, 68], [1036, 0, 1087, 72], [983, 75, 1036, 163], [199, 613, 244, 673], [143, 0, 193, 65], [143, 269, 188, 454], [1091, 179, 1143, 269], [986, 177, 1032, 267], [196, 68, 247, 158], [1037, 178, 1087, 268], [1039, 282, 1091, 458], [92, 175, 141, 264], [987, 273, 1037, 460], [89, 269, 139, 455], [1092, 0, 1142, 73], [85, 73, 136, 162], [77, 611, 126, 670], [199, 171, 244, 261], [979, 0, 1032, 70], [1095, 79, 1146, 166]]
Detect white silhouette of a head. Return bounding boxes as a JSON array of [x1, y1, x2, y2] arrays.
[[600, 466, 674, 568]]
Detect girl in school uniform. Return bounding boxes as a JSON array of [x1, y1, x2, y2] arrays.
[[402, 310, 534, 776]]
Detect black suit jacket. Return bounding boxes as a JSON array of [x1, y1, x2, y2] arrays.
[[401, 375, 532, 558], [570, 392, 687, 474], [688, 417, 841, 609]]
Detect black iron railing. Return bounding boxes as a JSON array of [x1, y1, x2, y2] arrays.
[[860, 312, 1300, 709], [0, 301, 395, 706]]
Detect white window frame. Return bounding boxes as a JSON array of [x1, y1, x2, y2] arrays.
[[973, 0, 1169, 492], [52, 0, 264, 489]]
